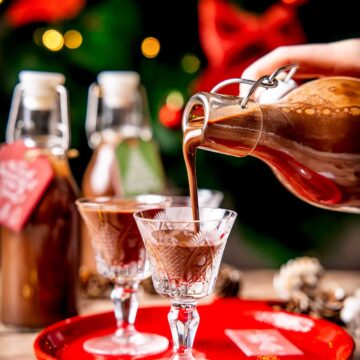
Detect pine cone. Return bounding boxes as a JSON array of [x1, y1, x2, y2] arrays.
[[214, 263, 242, 298], [341, 289, 360, 337], [273, 256, 324, 301], [79, 268, 112, 298], [141, 277, 158, 295], [283, 290, 311, 313], [311, 282, 346, 321]]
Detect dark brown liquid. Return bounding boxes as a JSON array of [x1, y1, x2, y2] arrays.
[[79, 202, 145, 274], [82, 144, 119, 198], [1, 157, 79, 328], [183, 77, 360, 215], [183, 123, 201, 222], [81, 143, 119, 275], [149, 229, 223, 285]]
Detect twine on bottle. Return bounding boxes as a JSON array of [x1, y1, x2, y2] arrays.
[[24, 148, 79, 160]]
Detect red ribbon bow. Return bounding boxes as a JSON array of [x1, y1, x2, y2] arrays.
[[5, 0, 85, 27], [194, 0, 306, 93]]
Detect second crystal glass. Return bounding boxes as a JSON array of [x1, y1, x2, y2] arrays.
[[76, 195, 170, 356], [134, 207, 237, 359]]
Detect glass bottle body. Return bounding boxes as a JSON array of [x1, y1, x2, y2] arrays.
[[82, 134, 121, 198], [183, 77, 360, 213], [1, 72, 79, 328], [81, 135, 122, 277], [1, 157, 79, 328]]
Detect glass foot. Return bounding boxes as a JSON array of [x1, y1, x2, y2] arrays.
[[157, 349, 208, 360], [169, 353, 196, 360], [83, 331, 169, 356]]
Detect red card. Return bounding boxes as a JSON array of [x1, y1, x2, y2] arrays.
[[0, 140, 55, 232], [225, 329, 303, 356]]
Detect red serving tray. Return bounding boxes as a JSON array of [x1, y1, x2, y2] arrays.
[[34, 298, 354, 360]]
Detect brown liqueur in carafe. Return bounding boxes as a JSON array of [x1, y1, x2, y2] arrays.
[[183, 77, 360, 216], [1, 72, 79, 328]]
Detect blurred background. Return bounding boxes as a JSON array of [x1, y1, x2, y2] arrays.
[[0, 0, 359, 269]]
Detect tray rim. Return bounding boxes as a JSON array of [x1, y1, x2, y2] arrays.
[[33, 298, 355, 360]]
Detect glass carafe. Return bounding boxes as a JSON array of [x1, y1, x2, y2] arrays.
[[182, 65, 360, 214], [1, 71, 79, 328]]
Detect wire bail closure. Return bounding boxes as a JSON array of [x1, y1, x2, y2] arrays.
[[210, 64, 298, 108], [6, 83, 70, 154]]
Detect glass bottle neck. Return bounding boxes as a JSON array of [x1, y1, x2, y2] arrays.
[[7, 84, 70, 155], [101, 106, 151, 139], [20, 107, 60, 149], [182, 93, 263, 158], [86, 82, 153, 149], [90, 105, 152, 148]]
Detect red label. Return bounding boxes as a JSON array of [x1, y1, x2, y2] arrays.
[[0, 141, 55, 232]]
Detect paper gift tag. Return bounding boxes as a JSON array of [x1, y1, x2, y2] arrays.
[[225, 329, 303, 356], [0, 140, 55, 232], [115, 139, 165, 195]]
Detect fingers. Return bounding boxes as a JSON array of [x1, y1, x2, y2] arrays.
[[241, 38, 360, 84], [241, 43, 336, 81], [241, 46, 295, 81], [328, 38, 360, 77], [238, 39, 360, 97], [239, 42, 355, 97]]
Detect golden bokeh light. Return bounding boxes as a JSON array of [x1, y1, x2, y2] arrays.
[[141, 37, 160, 58], [181, 54, 200, 74], [64, 30, 83, 49], [42, 29, 64, 51], [166, 91, 184, 110]]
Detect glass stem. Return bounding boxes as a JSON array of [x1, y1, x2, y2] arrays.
[[168, 301, 199, 356], [111, 282, 139, 338]]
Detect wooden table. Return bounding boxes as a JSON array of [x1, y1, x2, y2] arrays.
[[1, 270, 360, 360]]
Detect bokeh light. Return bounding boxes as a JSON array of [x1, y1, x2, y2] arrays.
[[64, 30, 83, 49], [42, 29, 64, 51], [33, 28, 45, 46], [166, 91, 184, 110], [159, 104, 182, 128], [141, 37, 160, 58], [282, 0, 305, 4], [181, 54, 200, 74]]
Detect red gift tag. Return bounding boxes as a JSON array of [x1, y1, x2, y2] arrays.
[[0, 140, 55, 232]]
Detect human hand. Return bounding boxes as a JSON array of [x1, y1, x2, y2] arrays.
[[241, 38, 360, 81]]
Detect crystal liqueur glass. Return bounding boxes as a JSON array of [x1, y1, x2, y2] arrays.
[[76, 195, 170, 356], [134, 207, 237, 359]]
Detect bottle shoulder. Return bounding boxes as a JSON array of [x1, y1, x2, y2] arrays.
[[82, 144, 117, 197], [47, 155, 80, 196]]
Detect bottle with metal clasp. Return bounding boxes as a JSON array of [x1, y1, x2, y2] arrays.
[[1, 71, 79, 328]]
